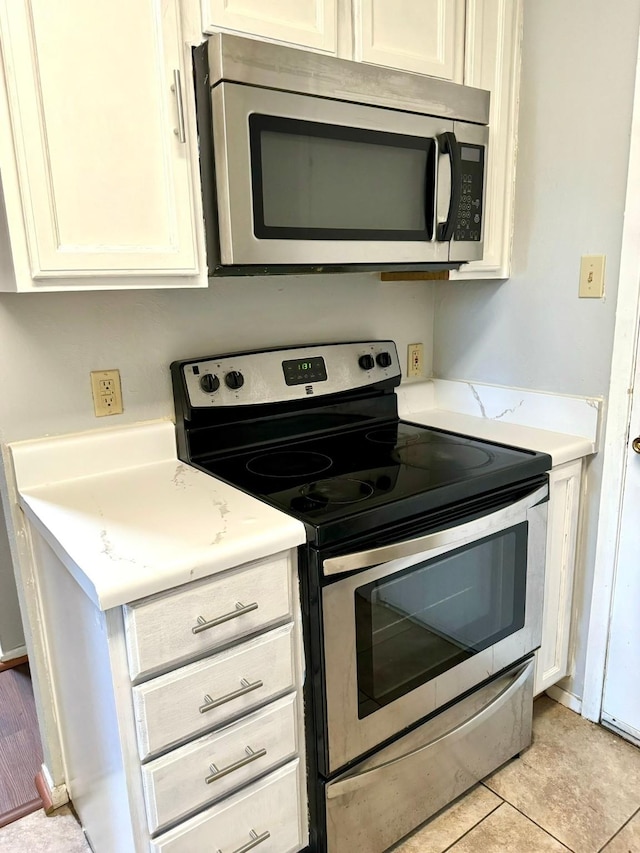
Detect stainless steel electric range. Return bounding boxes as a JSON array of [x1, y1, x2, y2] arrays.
[[171, 340, 551, 853]]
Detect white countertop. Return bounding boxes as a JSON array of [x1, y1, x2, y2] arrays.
[[401, 408, 593, 466], [11, 422, 306, 611], [396, 380, 598, 466]]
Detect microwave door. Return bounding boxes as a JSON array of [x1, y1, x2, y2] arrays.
[[446, 122, 489, 264], [211, 82, 452, 267]]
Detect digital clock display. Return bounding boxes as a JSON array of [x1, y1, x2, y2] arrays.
[[282, 356, 328, 386]]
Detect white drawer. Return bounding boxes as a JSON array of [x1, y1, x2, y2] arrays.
[[133, 623, 296, 760], [150, 759, 305, 853], [124, 552, 293, 680], [142, 692, 299, 834]]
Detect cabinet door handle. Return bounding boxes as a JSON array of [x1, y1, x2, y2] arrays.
[[217, 829, 271, 853], [192, 601, 259, 634], [171, 69, 186, 143], [199, 677, 264, 714], [205, 745, 267, 784]]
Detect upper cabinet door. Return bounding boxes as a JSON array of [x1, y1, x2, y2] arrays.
[[202, 0, 337, 53], [353, 0, 465, 81], [451, 0, 523, 280], [0, 0, 199, 279]]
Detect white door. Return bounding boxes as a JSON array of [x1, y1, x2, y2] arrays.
[[0, 0, 199, 278], [353, 0, 465, 82], [601, 352, 640, 744]]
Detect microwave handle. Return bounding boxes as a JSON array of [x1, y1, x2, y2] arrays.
[[436, 131, 461, 241]]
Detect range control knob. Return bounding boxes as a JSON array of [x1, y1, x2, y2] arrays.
[[200, 373, 220, 393], [225, 370, 245, 390], [358, 354, 375, 371], [376, 351, 392, 368]]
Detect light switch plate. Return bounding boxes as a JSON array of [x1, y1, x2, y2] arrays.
[[579, 255, 606, 298]]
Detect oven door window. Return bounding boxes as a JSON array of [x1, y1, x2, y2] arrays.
[[355, 523, 528, 719], [249, 114, 436, 241]]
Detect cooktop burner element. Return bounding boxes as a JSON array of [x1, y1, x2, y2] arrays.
[[393, 440, 494, 471], [300, 477, 374, 505], [171, 340, 552, 546], [246, 450, 333, 478], [365, 428, 404, 444]]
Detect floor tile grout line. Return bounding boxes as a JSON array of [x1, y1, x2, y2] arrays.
[[438, 799, 505, 853], [596, 804, 640, 853], [483, 797, 575, 852]]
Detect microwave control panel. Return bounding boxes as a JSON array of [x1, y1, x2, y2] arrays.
[[455, 144, 485, 242]]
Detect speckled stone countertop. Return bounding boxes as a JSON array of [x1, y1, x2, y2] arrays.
[[10, 421, 305, 611], [396, 379, 598, 466]]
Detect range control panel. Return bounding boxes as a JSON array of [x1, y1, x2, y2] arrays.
[[178, 341, 401, 408], [454, 143, 485, 243]]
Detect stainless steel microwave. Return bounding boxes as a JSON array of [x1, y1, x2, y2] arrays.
[[194, 34, 490, 276]]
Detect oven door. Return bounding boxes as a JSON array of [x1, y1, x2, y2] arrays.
[[212, 82, 484, 267], [321, 482, 547, 774]]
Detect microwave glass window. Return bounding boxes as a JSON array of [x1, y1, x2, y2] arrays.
[[355, 523, 528, 719], [249, 115, 436, 241]]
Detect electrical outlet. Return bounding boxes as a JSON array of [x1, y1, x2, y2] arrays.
[[90, 369, 123, 417], [579, 255, 606, 298], [407, 343, 424, 378]]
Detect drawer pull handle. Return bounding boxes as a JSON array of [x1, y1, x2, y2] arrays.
[[199, 678, 264, 714], [192, 601, 259, 634], [217, 829, 271, 853], [205, 745, 267, 784]]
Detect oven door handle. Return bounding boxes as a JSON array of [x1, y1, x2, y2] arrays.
[[326, 658, 532, 799], [322, 483, 548, 577]]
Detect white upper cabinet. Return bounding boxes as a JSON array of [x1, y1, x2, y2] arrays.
[[202, 0, 338, 53], [451, 0, 523, 279], [353, 0, 465, 82], [0, 0, 205, 290]]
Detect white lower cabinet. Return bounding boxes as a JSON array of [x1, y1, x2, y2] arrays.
[[150, 759, 305, 853], [142, 693, 299, 833], [133, 624, 297, 759], [535, 458, 583, 695], [126, 557, 307, 852], [124, 552, 294, 680], [28, 539, 307, 853]]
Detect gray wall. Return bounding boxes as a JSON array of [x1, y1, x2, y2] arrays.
[[433, 0, 640, 701], [0, 278, 434, 443]]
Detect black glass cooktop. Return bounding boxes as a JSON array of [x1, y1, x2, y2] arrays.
[[197, 421, 551, 546]]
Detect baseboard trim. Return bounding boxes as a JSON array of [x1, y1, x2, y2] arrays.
[[35, 765, 69, 813], [0, 645, 27, 664], [545, 684, 583, 714]]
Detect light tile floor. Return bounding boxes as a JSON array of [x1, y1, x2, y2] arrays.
[[1, 696, 638, 852], [395, 696, 640, 853]]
